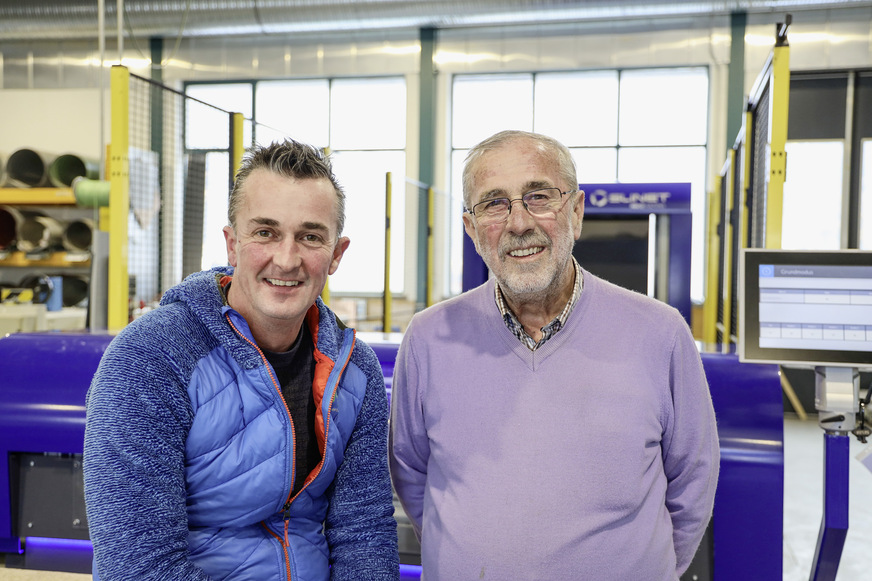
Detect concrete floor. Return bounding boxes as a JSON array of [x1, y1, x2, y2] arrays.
[[2, 416, 872, 580], [783, 416, 872, 581], [0, 562, 89, 580]]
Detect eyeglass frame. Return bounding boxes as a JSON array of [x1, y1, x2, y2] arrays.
[[464, 187, 579, 223]]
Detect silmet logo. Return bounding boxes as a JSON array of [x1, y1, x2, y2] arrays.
[[589, 189, 610, 207], [588, 189, 671, 208]]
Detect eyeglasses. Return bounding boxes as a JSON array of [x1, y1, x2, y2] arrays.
[[465, 187, 577, 226]]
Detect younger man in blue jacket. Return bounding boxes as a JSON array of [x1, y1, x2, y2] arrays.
[[84, 139, 399, 580]]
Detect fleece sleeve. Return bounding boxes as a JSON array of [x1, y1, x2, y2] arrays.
[[324, 343, 399, 580], [387, 326, 431, 538], [83, 326, 212, 581], [662, 321, 721, 575]]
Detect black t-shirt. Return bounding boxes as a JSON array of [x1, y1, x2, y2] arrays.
[[263, 324, 321, 497]]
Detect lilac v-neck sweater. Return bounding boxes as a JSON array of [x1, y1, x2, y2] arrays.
[[389, 271, 719, 580]]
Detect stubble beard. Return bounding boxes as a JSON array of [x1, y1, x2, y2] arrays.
[[487, 226, 576, 299]]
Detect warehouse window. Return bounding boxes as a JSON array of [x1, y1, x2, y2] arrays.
[[256, 80, 330, 147], [782, 140, 844, 250], [859, 140, 872, 250], [449, 67, 708, 301], [452, 75, 534, 148], [184, 77, 406, 296]]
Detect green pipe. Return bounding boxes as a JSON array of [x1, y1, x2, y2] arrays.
[[49, 153, 100, 187], [72, 177, 111, 207]]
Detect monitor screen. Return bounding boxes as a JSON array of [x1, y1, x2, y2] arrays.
[[738, 249, 872, 368]]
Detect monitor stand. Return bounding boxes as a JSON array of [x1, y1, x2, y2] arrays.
[[809, 366, 859, 581]]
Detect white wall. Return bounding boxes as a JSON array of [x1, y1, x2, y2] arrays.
[[0, 88, 109, 170]]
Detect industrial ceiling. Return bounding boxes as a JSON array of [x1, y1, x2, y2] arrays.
[[1, 0, 870, 41]]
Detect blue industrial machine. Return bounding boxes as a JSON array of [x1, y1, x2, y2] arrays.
[[0, 190, 792, 577], [0, 182, 788, 578], [702, 350, 783, 580], [0, 332, 108, 572], [0, 331, 784, 579]]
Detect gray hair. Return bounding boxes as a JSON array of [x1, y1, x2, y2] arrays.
[[228, 139, 346, 236], [461, 130, 578, 210]]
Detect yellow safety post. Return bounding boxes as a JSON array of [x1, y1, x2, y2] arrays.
[[766, 37, 790, 249], [320, 279, 331, 306], [768, 24, 804, 418], [383, 172, 393, 333], [108, 65, 130, 331], [230, 112, 245, 181], [719, 149, 736, 345], [702, 180, 721, 346], [426, 186, 435, 307]]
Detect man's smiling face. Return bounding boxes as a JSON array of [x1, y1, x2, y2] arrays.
[[462, 137, 583, 301], [223, 168, 349, 344]]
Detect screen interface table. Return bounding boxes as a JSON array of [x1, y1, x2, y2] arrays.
[[758, 263, 872, 353]]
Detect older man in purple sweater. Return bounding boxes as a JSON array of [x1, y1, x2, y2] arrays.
[[389, 130, 719, 580]]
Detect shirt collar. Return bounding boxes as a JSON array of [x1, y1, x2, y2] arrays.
[[494, 258, 583, 351]]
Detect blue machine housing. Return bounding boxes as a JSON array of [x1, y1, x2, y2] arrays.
[[702, 349, 783, 580], [0, 332, 112, 555], [0, 332, 784, 579]]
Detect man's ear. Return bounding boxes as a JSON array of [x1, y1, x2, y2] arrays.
[[572, 190, 585, 240], [223, 225, 238, 267], [328, 236, 351, 275], [462, 213, 480, 254]]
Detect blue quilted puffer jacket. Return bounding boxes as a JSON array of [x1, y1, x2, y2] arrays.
[[84, 267, 399, 580]]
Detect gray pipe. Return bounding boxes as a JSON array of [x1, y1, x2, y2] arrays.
[[49, 154, 100, 187], [62, 274, 89, 307], [0, 205, 21, 250], [16, 211, 64, 253], [5, 148, 54, 187], [62, 217, 95, 252]]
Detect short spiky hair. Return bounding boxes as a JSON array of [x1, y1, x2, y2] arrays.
[[228, 139, 346, 236], [461, 130, 578, 211]]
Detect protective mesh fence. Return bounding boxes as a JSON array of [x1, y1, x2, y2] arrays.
[[127, 73, 232, 310], [749, 82, 771, 250]]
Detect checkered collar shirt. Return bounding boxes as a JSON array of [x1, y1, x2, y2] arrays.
[[495, 258, 583, 351]]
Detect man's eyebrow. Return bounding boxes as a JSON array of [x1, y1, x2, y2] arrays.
[[249, 217, 279, 227], [247, 217, 332, 234], [301, 221, 330, 233], [479, 189, 508, 201], [524, 180, 552, 191], [478, 181, 553, 200]]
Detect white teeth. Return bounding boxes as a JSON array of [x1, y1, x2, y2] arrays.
[[267, 278, 300, 287], [509, 247, 543, 257]]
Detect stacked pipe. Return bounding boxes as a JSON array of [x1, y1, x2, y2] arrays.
[[0, 206, 97, 255], [1, 147, 99, 188], [0, 150, 98, 309], [0, 148, 103, 254]]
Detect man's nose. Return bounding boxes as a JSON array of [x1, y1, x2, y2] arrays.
[[505, 198, 536, 231], [273, 237, 303, 269]]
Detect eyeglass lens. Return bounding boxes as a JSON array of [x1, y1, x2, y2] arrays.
[[473, 188, 563, 222]]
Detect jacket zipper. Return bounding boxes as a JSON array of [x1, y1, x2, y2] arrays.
[[226, 313, 356, 580]]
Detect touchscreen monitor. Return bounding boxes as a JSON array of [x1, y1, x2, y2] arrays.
[[738, 249, 872, 368]]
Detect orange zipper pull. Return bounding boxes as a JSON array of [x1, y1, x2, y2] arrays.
[[283, 504, 291, 547]]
